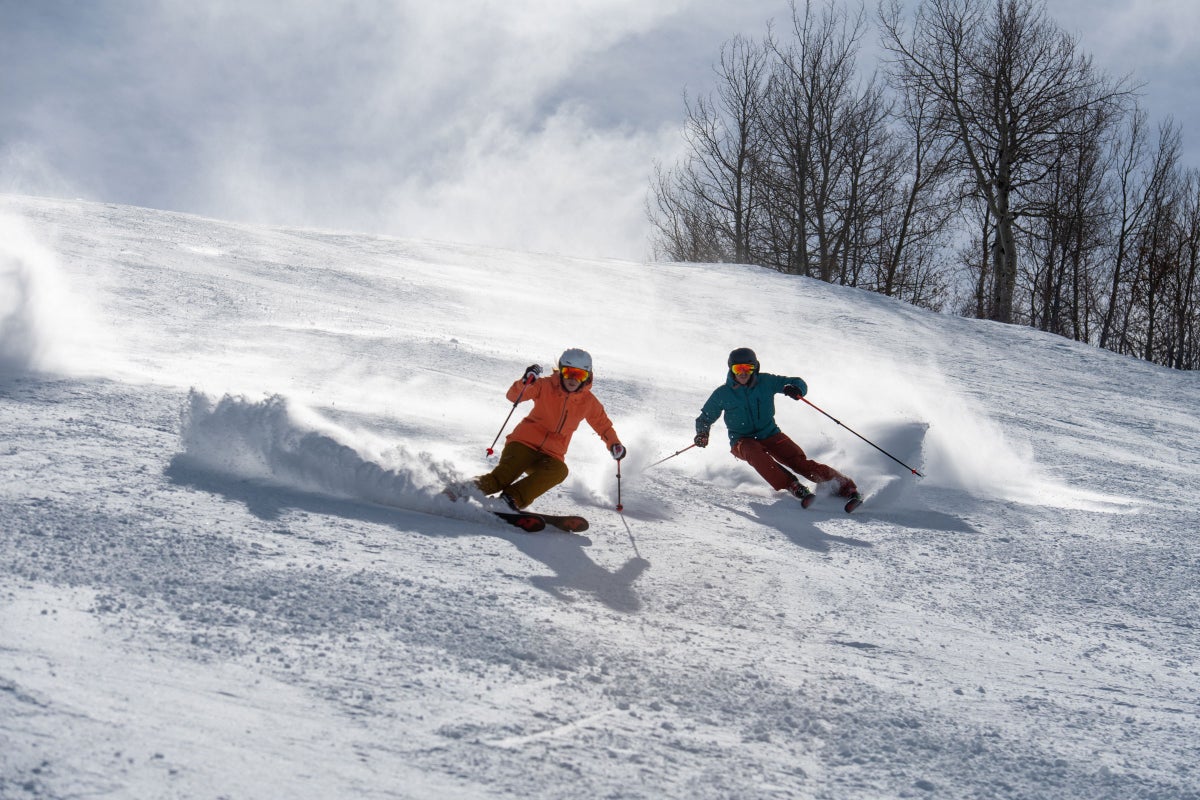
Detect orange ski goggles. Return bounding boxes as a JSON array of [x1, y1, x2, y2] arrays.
[[730, 363, 756, 377], [560, 366, 590, 382]]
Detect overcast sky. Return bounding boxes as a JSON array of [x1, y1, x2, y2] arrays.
[[2, 1, 1197, 261]]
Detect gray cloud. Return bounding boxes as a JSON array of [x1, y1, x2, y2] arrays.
[[1050, 0, 1200, 133]]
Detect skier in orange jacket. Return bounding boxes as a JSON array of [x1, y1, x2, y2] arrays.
[[476, 348, 625, 510]]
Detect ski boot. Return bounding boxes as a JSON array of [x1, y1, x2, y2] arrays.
[[787, 480, 816, 509]]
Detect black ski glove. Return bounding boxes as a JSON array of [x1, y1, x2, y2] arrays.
[[783, 384, 804, 400], [694, 431, 709, 448], [522, 364, 542, 385]]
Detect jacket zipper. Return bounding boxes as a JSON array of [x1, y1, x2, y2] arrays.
[[535, 386, 573, 452]]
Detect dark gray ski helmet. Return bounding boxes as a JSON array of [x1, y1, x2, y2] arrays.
[[727, 347, 759, 370]]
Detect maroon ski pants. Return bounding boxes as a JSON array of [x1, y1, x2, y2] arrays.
[[731, 432, 856, 496]]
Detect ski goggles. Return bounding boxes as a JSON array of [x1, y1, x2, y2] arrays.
[[560, 366, 590, 382], [730, 363, 756, 377]]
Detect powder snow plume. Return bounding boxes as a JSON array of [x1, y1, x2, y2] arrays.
[[178, 390, 490, 522], [0, 212, 103, 377], [0, 213, 57, 375]]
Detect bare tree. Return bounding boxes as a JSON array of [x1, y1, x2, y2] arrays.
[[1170, 170, 1200, 368], [761, 1, 874, 280], [647, 161, 725, 262], [1110, 121, 1182, 357], [1097, 111, 1175, 351], [879, 0, 1130, 324], [649, 0, 957, 306], [872, 67, 958, 307], [837, 77, 904, 287], [1019, 103, 1113, 339], [648, 36, 770, 264], [953, 194, 995, 317], [646, 0, 1200, 367], [1130, 186, 1182, 363]]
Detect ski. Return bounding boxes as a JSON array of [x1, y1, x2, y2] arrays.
[[492, 511, 589, 534], [537, 514, 589, 533], [493, 511, 547, 532], [444, 484, 588, 534], [791, 490, 864, 513]]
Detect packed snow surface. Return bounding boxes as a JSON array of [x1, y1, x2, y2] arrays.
[[2, 195, 1198, 799]]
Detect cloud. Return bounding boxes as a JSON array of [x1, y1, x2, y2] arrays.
[[1046, 0, 1200, 153], [160, 0, 695, 258], [5, 1, 1193, 262], [0, 141, 78, 200], [0, 1, 698, 260], [381, 107, 685, 260], [1067, 0, 1200, 64]]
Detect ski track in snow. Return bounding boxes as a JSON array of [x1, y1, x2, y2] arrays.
[[2, 195, 1199, 800]]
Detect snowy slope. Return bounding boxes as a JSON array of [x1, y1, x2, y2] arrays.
[[2, 194, 1198, 800]]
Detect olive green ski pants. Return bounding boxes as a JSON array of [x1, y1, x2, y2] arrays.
[[475, 441, 569, 510]]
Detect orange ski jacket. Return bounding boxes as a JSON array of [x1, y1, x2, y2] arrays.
[[504, 372, 621, 462]]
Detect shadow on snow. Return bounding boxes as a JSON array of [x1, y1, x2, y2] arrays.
[[165, 455, 650, 614]]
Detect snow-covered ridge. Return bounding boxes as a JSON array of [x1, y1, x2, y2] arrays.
[[2, 194, 1198, 799], [2, 193, 1132, 510]]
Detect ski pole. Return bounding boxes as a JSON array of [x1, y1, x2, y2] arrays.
[[799, 396, 925, 477], [616, 458, 624, 512], [485, 381, 530, 456], [643, 443, 696, 471]]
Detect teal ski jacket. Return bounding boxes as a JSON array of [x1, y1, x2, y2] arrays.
[[696, 371, 808, 445]]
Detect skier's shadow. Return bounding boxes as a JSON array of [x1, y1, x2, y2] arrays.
[[165, 456, 650, 613], [165, 456, 418, 529], [714, 501, 873, 553], [511, 536, 650, 614]]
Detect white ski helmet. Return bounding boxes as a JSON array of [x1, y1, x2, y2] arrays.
[[558, 348, 593, 379]]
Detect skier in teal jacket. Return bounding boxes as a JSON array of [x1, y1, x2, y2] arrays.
[[695, 347, 860, 509]]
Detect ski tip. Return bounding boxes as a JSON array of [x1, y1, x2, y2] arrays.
[[844, 493, 864, 513]]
